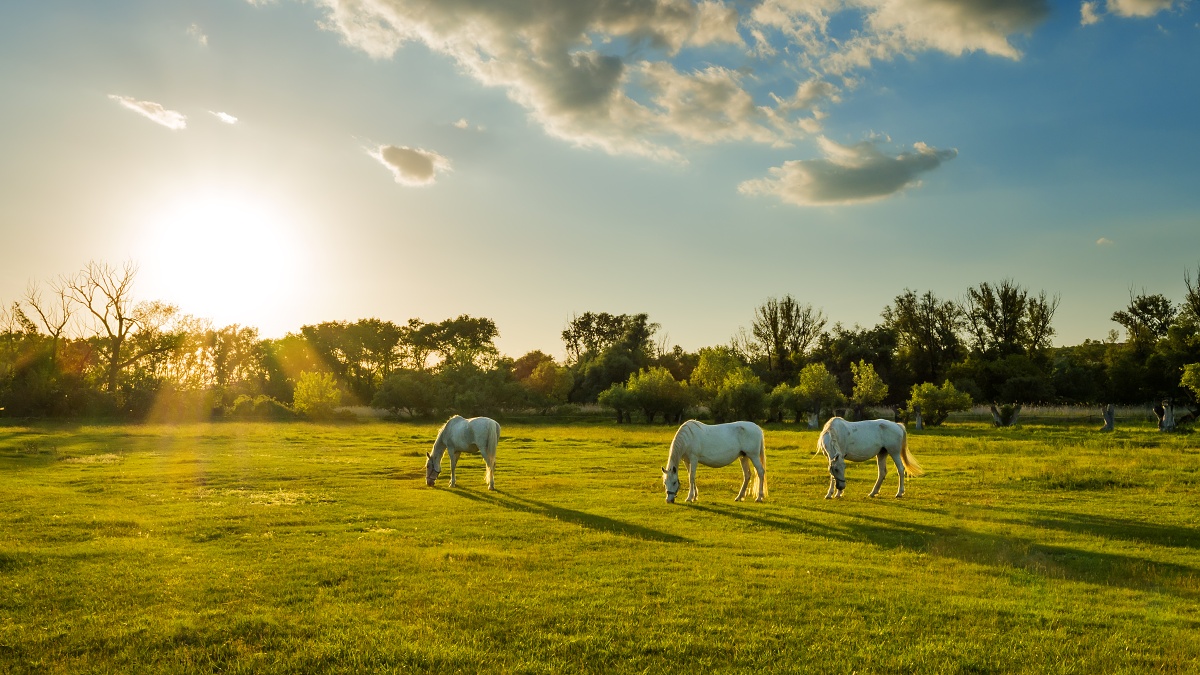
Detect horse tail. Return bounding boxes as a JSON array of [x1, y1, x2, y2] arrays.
[[899, 425, 924, 477], [816, 417, 838, 457], [487, 419, 500, 455]]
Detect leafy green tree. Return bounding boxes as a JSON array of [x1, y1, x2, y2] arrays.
[[796, 362, 845, 422], [710, 369, 766, 422], [850, 360, 888, 419], [690, 346, 746, 394], [963, 280, 1059, 357], [597, 383, 635, 423], [293, 371, 342, 419], [372, 369, 443, 417], [525, 360, 573, 412], [625, 367, 690, 424], [907, 380, 972, 427], [882, 289, 964, 385], [512, 350, 556, 382], [749, 295, 825, 383], [1182, 363, 1200, 401], [1112, 292, 1176, 352]]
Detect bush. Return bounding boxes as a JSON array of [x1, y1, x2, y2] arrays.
[[597, 383, 635, 423], [850, 360, 888, 419], [229, 395, 296, 421], [711, 370, 766, 423], [907, 380, 973, 426], [796, 363, 845, 420], [293, 371, 342, 419], [626, 367, 691, 424]]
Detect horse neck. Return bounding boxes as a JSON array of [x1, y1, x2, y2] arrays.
[[666, 435, 686, 468]]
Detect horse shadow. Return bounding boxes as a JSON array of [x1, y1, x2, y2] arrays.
[[983, 505, 1200, 552], [688, 503, 843, 539], [802, 505, 1200, 597], [446, 488, 689, 544]]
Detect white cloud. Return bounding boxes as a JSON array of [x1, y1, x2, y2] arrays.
[[738, 136, 957, 206], [453, 118, 469, 129], [369, 145, 451, 186], [1096, 237, 1114, 245], [187, 23, 208, 46], [1107, 0, 1174, 18], [108, 95, 187, 130], [1081, 1, 1102, 24], [209, 111, 238, 124]]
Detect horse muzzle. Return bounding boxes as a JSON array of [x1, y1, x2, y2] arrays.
[[666, 492, 677, 504], [426, 477, 436, 487], [836, 479, 846, 491]]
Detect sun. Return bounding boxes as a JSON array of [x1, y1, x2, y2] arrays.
[[135, 189, 313, 332]]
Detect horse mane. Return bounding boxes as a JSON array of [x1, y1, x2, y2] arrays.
[[669, 419, 703, 464], [818, 417, 841, 457]]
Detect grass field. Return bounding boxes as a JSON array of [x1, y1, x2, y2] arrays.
[[2, 419, 1199, 673]]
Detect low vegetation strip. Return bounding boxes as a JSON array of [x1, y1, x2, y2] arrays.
[[1, 420, 1198, 673]]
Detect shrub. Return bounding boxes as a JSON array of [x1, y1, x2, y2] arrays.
[[229, 395, 296, 421], [850, 360, 888, 419], [796, 363, 845, 420], [1182, 363, 1200, 400], [597, 383, 635, 423], [293, 371, 342, 419], [626, 367, 691, 424], [372, 369, 443, 417], [711, 370, 766, 423], [907, 380, 973, 426]]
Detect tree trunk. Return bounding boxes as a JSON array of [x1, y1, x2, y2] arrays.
[[1099, 404, 1114, 432], [989, 404, 1002, 427], [913, 404, 924, 430], [1159, 400, 1176, 432], [807, 408, 820, 430]]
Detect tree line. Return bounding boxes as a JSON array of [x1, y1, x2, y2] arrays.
[[3, 261, 1200, 424]]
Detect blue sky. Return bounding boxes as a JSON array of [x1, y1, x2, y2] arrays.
[[1, 0, 1198, 358]]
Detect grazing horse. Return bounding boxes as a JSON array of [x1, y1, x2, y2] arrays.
[[425, 415, 500, 489], [817, 417, 923, 499], [661, 420, 766, 504]]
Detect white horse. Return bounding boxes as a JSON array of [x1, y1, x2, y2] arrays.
[[661, 420, 766, 504], [817, 417, 923, 499], [425, 415, 500, 490]]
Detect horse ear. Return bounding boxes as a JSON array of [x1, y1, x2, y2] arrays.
[[426, 451, 431, 459], [661, 467, 667, 475]]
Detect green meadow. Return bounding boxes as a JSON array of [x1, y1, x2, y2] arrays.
[[1, 420, 1198, 674]]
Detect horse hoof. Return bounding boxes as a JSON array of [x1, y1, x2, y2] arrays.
[[869, 493, 878, 498], [755, 497, 764, 503]]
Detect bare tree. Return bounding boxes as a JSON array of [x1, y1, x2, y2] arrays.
[[1184, 264, 1200, 323], [23, 279, 74, 367], [64, 261, 181, 392]]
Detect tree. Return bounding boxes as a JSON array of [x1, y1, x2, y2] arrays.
[[850, 360, 888, 419], [597, 383, 635, 423], [293, 371, 343, 419], [1182, 363, 1200, 401], [796, 362, 845, 426], [625, 367, 690, 424], [525, 360, 573, 412], [23, 280, 73, 369], [749, 295, 825, 383], [710, 370, 766, 422], [1182, 265, 1200, 325], [963, 280, 1059, 356], [513, 350, 556, 382], [882, 289, 964, 385], [64, 261, 183, 394], [562, 312, 658, 364], [433, 314, 500, 368], [690, 346, 746, 394], [907, 381, 972, 427], [1112, 291, 1176, 351], [372, 369, 443, 417]]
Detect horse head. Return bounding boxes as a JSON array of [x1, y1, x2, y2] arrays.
[[820, 430, 847, 491], [425, 450, 442, 487], [661, 466, 680, 504]]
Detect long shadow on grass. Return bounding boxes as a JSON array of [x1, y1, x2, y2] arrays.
[[984, 505, 1200, 551], [805, 505, 1200, 597], [447, 489, 689, 543], [688, 503, 842, 539]]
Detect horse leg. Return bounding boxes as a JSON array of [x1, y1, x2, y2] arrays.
[[484, 448, 495, 491], [448, 451, 460, 488], [892, 449, 907, 498], [747, 453, 766, 502], [687, 459, 699, 502], [869, 452, 887, 498], [825, 477, 836, 500], [735, 456, 751, 501]]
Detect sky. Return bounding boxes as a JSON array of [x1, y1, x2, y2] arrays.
[[1, 0, 1198, 360]]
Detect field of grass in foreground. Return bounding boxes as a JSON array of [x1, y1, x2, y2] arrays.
[[1, 419, 1199, 674]]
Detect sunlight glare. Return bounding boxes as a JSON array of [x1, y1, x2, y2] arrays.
[[136, 190, 312, 334]]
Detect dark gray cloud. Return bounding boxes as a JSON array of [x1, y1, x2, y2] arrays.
[[739, 137, 957, 206]]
